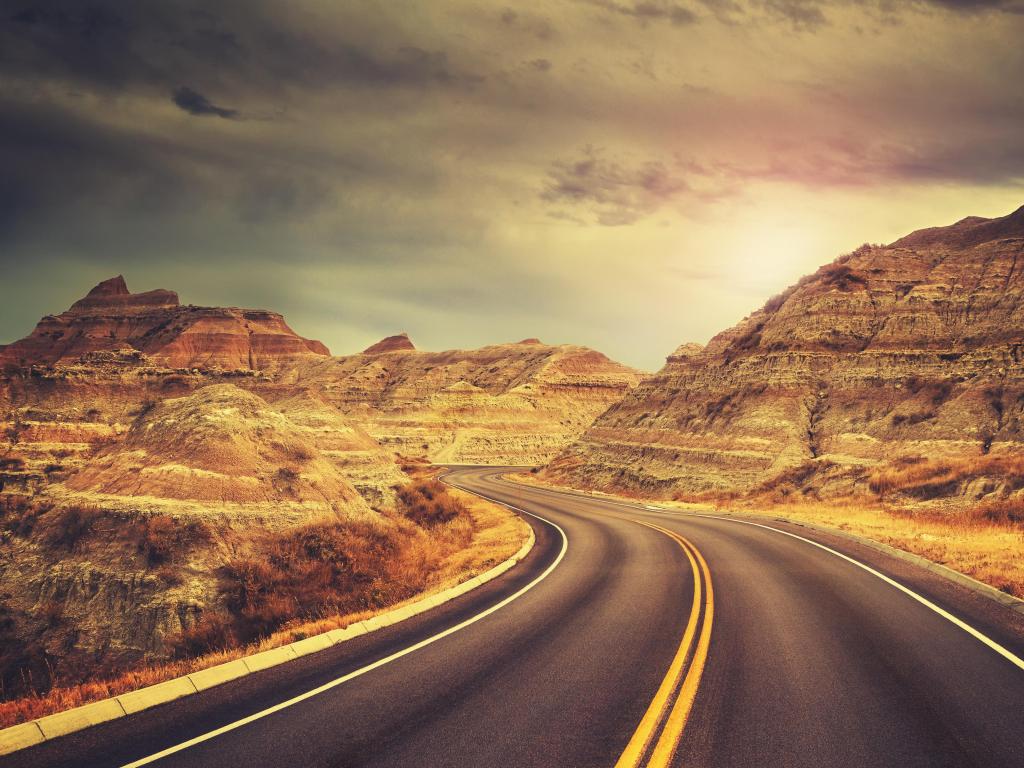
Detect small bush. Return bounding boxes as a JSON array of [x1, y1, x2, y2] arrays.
[[818, 262, 868, 291], [133, 515, 210, 566], [170, 614, 235, 659], [41, 506, 103, 551], [974, 498, 1024, 526], [142, 516, 203, 565], [397, 480, 467, 527], [0, 456, 26, 471], [132, 400, 158, 419]]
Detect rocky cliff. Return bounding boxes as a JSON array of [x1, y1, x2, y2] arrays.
[[1, 276, 329, 371], [296, 340, 645, 464], [544, 205, 1024, 509]]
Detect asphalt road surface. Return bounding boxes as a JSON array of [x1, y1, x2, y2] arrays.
[[7, 467, 1024, 768]]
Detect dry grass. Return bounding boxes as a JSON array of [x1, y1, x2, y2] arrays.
[[722, 498, 1024, 598], [506, 471, 1024, 599], [0, 481, 528, 729], [868, 453, 1024, 499]]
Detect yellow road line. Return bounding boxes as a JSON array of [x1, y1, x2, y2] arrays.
[[647, 528, 714, 768], [614, 521, 711, 768]]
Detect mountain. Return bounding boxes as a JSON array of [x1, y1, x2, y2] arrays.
[[362, 332, 416, 354], [0, 275, 329, 371], [296, 340, 645, 464], [0, 276, 642, 691], [544, 204, 1024, 508]]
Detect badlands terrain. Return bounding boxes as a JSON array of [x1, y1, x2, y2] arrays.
[[0, 277, 638, 714], [4, 205, 1024, 728], [545, 204, 1024, 521]]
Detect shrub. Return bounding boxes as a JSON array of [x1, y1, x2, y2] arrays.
[[974, 498, 1024, 526], [397, 480, 467, 527], [133, 515, 209, 566], [41, 506, 103, 550], [817, 262, 868, 291], [132, 400, 158, 419], [0, 456, 25, 471], [216, 519, 410, 646], [170, 614, 235, 659]]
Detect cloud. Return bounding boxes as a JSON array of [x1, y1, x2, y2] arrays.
[[760, 0, 829, 28], [1, 0, 1023, 371], [579, 0, 699, 25], [171, 86, 238, 118], [542, 147, 690, 225], [1, 1, 478, 98]]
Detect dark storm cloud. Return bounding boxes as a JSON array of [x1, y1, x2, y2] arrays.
[[542, 147, 690, 225], [694, 0, 1024, 27], [2, 1, 476, 98], [1, 0, 1023, 370], [172, 86, 238, 118], [580, 0, 699, 24], [925, 0, 1024, 10], [760, 0, 828, 27]]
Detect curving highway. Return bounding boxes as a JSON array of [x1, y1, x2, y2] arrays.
[[7, 467, 1024, 768]]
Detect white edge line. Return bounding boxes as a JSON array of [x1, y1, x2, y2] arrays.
[[512, 481, 1024, 671], [120, 501, 568, 768], [699, 514, 1024, 671]]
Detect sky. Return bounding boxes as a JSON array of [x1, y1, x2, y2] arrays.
[[1, 0, 1023, 371]]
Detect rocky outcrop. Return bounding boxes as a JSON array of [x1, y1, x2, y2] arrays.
[[0, 384, 382, 679], [1, 276, 329, 371], [297, 341, 645, 464], [65, 384, 371, 515], [362, 333, 416, 354], [545, 204, 1024, 505]]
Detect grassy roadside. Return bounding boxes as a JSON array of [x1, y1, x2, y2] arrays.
[[508, 472, 1024, 599], [0, 484, 529, 729]]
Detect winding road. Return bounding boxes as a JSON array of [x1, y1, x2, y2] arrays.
[[7, 467, 1024, 768]]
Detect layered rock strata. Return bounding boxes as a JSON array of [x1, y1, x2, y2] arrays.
[[545, 205, 1024, 506]]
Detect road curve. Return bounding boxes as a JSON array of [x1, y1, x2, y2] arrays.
[[7, 467, 1024, 768]]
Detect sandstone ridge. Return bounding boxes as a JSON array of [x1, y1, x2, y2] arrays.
[[1, 276, 329, 371], [544, 204, 1024, 508], [362, 333, 416, 354]]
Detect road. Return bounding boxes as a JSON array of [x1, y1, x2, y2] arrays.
[[7, 467, 1024, 768]]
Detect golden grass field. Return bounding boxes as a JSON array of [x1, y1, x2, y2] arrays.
[[0, 485, 529, 729]]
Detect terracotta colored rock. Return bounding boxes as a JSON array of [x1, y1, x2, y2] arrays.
[[299, 340, 645, 464], [362, 333, 416, 354], [1, 277, 329, 371], [545, 204, 1024, 504]]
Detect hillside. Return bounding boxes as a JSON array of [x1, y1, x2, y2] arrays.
[[544, 205, 1024, 511], [0, 385, 375, 685], [0, 276, 639, 705], [296, 338, 645, 464]]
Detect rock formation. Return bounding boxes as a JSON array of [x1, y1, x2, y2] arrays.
[[297, 341, 644, 464], [0, 384, 379, 679], [0, 275, 643, 688], [1, 276, 329, 371], [545, 204, 1024, 507], [64, 384, 371, 515], [362, 333, 416, 354]]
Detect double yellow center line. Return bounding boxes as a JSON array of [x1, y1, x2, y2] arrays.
[[614, 521, 714, 768]]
